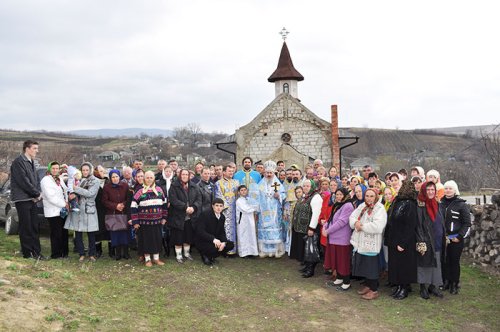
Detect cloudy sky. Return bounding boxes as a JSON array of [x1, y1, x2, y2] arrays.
[[1, 1, 498, 134]]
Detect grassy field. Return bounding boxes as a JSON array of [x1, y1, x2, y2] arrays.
[[0, 231, 498, 332]]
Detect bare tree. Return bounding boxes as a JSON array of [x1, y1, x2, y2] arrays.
[[481, 132, 500, 186]]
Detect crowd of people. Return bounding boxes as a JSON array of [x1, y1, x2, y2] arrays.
[[10, 140, 471, 301]]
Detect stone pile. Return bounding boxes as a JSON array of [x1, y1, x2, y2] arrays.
[[467, 191, 500, 267]]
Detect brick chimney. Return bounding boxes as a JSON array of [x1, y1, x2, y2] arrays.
[[331, 105, 340, 170]]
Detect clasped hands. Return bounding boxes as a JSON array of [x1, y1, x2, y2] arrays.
[[213, 238, 226, 251]]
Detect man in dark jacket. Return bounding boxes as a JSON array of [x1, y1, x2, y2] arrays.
[[195, 198, 234, 266], [198, 167, 214, 215], [10, 140, 45, 259]]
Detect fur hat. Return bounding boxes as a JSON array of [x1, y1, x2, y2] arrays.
[[443, 180, 460, 196]]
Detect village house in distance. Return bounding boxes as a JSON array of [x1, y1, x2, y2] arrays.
[[216, 30, 343, 170]]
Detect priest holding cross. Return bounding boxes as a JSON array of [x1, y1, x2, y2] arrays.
[[256, 161, 286, 258]]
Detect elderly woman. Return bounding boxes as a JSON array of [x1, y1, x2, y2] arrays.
[[290, 179, 323, 278], [102, 169, 130, 260], [94, 165, 111, 258], [353, 184, 367, 208], [323, 188, 354, 291], [168, 169, 202, 263], [440, 180, 471, 294], [349, 188, 387, 300], [416, 181, 446, 299], [318, 177, 333, 249], [64, 162, 100, 262], [40, 161, 69, 259], [386, 180, 418, 300], [131, 171, 167, 267]]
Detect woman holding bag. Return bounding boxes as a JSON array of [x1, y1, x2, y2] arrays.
[[102, 169, 130, 260]]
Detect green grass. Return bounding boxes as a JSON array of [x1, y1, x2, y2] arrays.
[[0, 230, 498, 331]]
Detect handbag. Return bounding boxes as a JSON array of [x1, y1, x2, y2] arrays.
[[303, 233, 320, 263], [105, 214, 128, 231]]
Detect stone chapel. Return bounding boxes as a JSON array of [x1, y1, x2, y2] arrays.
[[216, 40, 340, 170]]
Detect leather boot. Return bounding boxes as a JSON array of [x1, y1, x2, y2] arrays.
[[95, 242, 103, 258], [420, 284, 430, 300], [394, 286, 408, 300], [428, 285, 444, 298], [450, 282, 459, 295], [123, 246, 130, 259], [115, 246, 122, 260], [302, 263, 316, 278], [391, 285, 402, 297], [108, 242, 115, 259], [440, 280, 450, 291], [201, 254, 213, 266]]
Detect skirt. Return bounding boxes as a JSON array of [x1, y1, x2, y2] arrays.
[[170, 220, 194, 246], [352, 252, 380, 280], [324, 244, 351, 276], [137, 224, 162, 254], [417, 251, 443, 286], [289, 229, 306, 262], [110, 230, 129, 247]]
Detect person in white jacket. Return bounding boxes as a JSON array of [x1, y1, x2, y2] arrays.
[[349, 188, 387, 300], [40, 161, 69, 259]]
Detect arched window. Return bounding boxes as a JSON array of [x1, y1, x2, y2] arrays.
[[283, 83, 289, 94]]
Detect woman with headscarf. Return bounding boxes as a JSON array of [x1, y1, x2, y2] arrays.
[[386, 180, 418, 300], [353, 183, 367, 208], [426, 170, 445, 201], [130, 171, 167, 267], [349, 188, 387, 300], [318, 177, 333, 249], [64, 162, 100, 262], [40, 161, 69, 259], [102, 169, 130, 260], [416, 181, 446, 299], [168, 169, 202, 263], [439, 180, 471, 294], [290, 179, 323, 277], [389, 172, 402, 193], [94, 165, 111, 259], [130, 169, 145, 260], [323, 188, 354, 291]]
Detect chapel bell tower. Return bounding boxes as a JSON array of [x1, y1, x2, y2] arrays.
[[267, 27, 304, 99]]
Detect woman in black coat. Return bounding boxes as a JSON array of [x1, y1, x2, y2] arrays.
[[439, 180, 471, 295], [387, 180, 418, 300], [416, 182, 446, 299], [168, 169, 202, 263]]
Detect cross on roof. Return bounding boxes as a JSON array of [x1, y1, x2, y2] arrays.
[[279, 27, 289, 41]]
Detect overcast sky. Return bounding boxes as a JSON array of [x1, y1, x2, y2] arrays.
[[1, 1, 499, 134]]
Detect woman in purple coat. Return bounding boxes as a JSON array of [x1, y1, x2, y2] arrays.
[[323, 188, 354, 291]]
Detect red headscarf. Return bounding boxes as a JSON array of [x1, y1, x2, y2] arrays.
[[418, 181, 438, 222]]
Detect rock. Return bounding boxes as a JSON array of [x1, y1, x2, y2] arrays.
[[492, 191, 500, 207], [471, 205, 484, 216], [491, 210, 498, 220]]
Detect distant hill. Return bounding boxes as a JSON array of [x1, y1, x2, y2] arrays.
[[430, 124, 499, 137], [67, 128, 174, 138]]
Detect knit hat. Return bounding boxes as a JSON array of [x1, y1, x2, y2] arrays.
[[443, 180, 460, 196]]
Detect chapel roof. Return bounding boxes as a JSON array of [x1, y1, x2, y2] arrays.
[[267, 42, 304, 82]]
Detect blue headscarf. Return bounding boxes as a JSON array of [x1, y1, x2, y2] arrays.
[[109, 169, 121, 187], [353, 184, 367, 208]]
